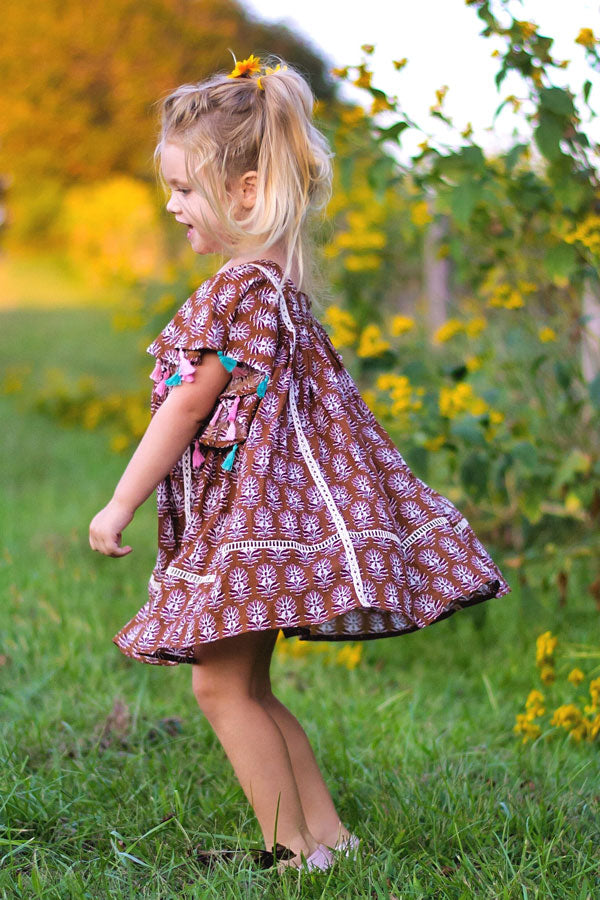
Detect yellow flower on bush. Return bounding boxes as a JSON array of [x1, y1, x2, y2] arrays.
[[323, 306, 357, 348], [589, 677, 600, 709], [357, 324, 390, 357], [536, 630, 557, 667], [575, 28, 597, 49], [439, 382, 488, 418], [539, 327, 557, 342], [411, 201, 433, 227], [540, 665, 556, 685], [489, 409, 505, 424], [465, 355, 482, 372], [433, 318, 464, 343], [513, 713, 541, 743], [464, 316, 487, 338], [390, 315, 416, 336], [567, 668, 585, 686], [376, 373, 423, 415], [336, 644, 363, 669], [525, 689, 545, 718]]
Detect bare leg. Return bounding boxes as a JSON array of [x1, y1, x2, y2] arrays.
[[191, 628, 319, 862], [260, 693, 351, 849], [251, 634, 351, 849]]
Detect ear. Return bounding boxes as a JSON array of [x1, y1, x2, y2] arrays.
[[239, 170, 258, 209]]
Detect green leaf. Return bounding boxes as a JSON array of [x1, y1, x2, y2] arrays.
[[450, 180, 481, 227], [460, 451, 489, 500], [552, 448, 590, 490], [534, 111, 565, 161], [588, 372, 600, 409], [583, 80, 592, 104], [449, 415, 487, 446], [510, 441, 538, 471], [539, 87, 575, 117], [377, 120, 410, 144], [543, 242, 578, 282]]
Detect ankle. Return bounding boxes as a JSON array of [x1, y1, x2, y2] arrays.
[[313, 819, 351, 850]]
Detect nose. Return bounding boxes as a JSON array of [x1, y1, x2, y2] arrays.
[[166, 193, 179, 214]]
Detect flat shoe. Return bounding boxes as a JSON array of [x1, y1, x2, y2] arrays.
[[277, 841, 335, 874], [334, 833, 360, 858]]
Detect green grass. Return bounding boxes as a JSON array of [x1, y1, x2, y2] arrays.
[[1, 309, 599, 899]]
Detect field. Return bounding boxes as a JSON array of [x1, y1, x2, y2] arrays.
[[1, 307, 598, 899]]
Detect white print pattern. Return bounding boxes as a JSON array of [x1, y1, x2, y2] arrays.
[[112, 260, 511, 665]]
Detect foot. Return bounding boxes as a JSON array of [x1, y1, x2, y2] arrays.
[[276, 842, 334, 874], [314, 821, 352, 851]]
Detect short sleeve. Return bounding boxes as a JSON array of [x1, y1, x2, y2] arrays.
[[146, 263, 281, 379]]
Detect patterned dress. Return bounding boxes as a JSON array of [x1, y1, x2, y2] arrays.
[[113, 259, 511, 665]]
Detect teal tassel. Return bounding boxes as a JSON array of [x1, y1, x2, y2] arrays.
[[165, 371, 182, 386], [222, 443, 239, 471], [256, 375, 269, 398], [217, 351, 239, 373]]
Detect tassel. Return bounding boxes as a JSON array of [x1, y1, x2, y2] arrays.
[[222, 443, 238, 471], [225, 395, 240, 441], [208, 400, 222, 426], [165, 371, 182, 386], [257, 375, 269, 398], [178, 349, 196, 382], [217, 351, 240, 373], [149, 360, 163, 382], [155, 378, 167, 397], [192, 439, 205, 468]]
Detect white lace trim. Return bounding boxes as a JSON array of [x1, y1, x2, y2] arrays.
[[401, 516, 447, 549], [182, 445, 192, 523], [253, 263, 369, 608], [165, 566, 217, 584]]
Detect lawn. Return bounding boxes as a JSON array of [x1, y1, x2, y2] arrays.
[[1, 307, 598, 899]]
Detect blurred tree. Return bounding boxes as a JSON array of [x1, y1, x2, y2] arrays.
[[0, 0, 336, 187]]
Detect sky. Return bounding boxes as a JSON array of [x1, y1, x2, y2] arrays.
[[243, 0, 600, 164]]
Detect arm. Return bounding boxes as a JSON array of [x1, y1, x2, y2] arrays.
[[89, 351, 232, 558]]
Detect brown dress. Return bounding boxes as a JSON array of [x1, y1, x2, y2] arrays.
[[113, 259, 511, 665]]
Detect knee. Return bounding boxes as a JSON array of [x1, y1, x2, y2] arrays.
[[191, 663, 224, 714]]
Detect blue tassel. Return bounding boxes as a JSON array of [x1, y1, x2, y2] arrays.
[[217, 351, 239, 373], [165, 371, 182, 386], [257, 375, 269, 398], [222, 443, 239, 470]]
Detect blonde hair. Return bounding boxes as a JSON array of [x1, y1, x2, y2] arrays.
[[153, 55, 334, 296]]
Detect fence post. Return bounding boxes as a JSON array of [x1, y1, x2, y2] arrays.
[[423, 196, 451, 334]]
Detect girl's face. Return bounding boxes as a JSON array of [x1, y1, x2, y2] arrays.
[[161, 142, 226, 255]]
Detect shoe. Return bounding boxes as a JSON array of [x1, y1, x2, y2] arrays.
[[277, 841, 335, 874], [334, 832, 360, 858]]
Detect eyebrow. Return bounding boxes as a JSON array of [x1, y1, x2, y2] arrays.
[[165, 177, 188, 187]]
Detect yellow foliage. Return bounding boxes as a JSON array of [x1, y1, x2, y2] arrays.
[[575, 28, 597, 48], [60, 176, 167, 287], [390, 315, 416, 336], [439, 382, 488, 418], [356, 324, 390, 357], [433, 318, 464, 343]]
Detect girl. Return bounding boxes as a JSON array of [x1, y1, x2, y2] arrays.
[[89, 54, 511, 874]]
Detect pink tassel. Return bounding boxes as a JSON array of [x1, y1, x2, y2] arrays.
[[149, 360, 163, 382], [225, 395, 240, 441], [178, 349, 196, 382], [227, 395, 241, 422], [208, 400, 222, 426], [192, 439, 205, 468], [155, 378, 167, 397]]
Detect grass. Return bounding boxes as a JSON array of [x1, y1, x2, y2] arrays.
[[1, 307, 599, 899]]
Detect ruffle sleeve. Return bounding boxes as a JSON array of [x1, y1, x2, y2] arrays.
[[146, 263, 283, 471]]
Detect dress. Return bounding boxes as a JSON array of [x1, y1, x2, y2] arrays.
[[113, 259, 511, 665]]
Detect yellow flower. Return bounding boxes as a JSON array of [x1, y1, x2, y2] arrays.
[[390, 315, 416, 336], [538, 327, 557, 342], [110, 433, 130, 453], [540, 665, 555, 685], [551, 703, 582, 730], [464, 316, 487, 338], [567, 668, 585, 686], [356, 324, 390, 357], [589, 677, 600, 709], [489, 409, 505, 424], [361, 44, 375, 55], [438, 382, 488, 419], [433, 319, 464, 343], [371, 95, 396, 115], [336, 644, 363, 669], [575, 28, 597, 49], [353, 68, 373, 90], [392, 58, 408, 70], [411, 201, 433, 227], [535, 630, 557, 666], [228, 55, 261, 79], [513, 713, 541, 743], [516, 20, 538, 40], [423, 434, 445, 451], [465, 355, 482, 372], [344, 253, 381, 272], [331, 66, 349, 79]]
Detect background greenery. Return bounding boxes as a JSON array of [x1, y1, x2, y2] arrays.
[[1, 0, 600, 895]]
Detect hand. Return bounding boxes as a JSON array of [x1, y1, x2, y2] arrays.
[[89, 498, 134, 557]]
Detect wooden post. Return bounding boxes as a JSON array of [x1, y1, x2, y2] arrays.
[[423, 195, 451, 334], [581, 276, 600, 384]]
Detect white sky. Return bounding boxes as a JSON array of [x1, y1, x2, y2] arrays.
[[244, 0, 600, 163]]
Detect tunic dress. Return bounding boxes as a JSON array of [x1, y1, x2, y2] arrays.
[[113, 259, 511, 666]]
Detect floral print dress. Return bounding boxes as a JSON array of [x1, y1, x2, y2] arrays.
[[113, 259, 511, 665]]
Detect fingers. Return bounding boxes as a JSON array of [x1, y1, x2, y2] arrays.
[[89, 530, 133, 557]]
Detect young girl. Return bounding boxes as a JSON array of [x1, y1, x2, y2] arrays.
[[89, 53, 511, 874]]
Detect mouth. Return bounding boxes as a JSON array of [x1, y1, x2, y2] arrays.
[[176, 219, 195, 238]]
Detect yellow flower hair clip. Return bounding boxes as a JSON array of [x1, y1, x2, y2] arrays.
[[228, 54, 262, 79]]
